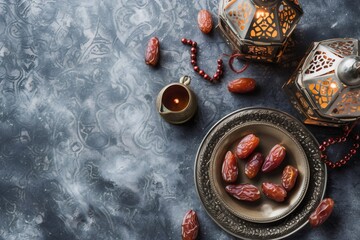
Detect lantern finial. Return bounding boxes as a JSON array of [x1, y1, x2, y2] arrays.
[[337, 56, 360, 87]]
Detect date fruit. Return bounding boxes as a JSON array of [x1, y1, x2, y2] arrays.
[[309, 198, 334, 227], [245, 153, 264, 179], [236, 134, 260, 159], [262, 182, 287, 202], [281, 165, 298, 191], [222, 151, 238, 183], [197, 9, 213, 34], [182, 210, 199, 240], [262, 144, 286, 173], [225, 184, 261, 202], [228, 78, 256, 94], [145, 37, 160, 66]]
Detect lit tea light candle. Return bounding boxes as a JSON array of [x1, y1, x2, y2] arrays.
[[162, 85, 190, 112], [156, 76, 197, 124]]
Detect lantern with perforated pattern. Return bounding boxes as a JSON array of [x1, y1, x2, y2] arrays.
[[283, 38, 360, 127], [218, 0, 303, 62]]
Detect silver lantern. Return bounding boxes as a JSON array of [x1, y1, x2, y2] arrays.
[[284, 38, 360, 127], [218, 0, 303, 62]]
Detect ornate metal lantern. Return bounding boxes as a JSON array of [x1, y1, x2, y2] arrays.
[[284, 38, 360, 127], [218, 0, 303, 62]]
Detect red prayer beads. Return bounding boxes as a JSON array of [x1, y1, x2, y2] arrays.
[[319, 124, 359, 168], [181, 38, 223, 82]]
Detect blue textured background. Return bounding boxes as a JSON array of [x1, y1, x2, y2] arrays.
[[0, 0, 359, 239]]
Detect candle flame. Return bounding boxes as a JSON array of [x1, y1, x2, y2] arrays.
[[173, 98, 180, 104], [330, 83, 337, 89], [256, 9, 267, 19]]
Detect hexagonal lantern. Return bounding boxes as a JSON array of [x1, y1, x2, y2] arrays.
[[283, 38, 360, 127], [218, 0, 303, 62]]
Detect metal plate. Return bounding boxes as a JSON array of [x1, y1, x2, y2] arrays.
[[209, 121, 310, 223], [195, 108, 327, 240]]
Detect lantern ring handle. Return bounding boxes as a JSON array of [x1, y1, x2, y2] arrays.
[[228, 53, 249, 74]]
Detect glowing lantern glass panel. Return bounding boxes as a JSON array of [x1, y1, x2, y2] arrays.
[[283, 38, 360, 127], [218, 0, 303, 62]]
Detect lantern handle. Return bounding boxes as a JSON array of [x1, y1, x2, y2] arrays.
[[345, 119, 360, 137], [219, 53, 250, 74]]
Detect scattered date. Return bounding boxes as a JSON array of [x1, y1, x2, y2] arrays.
[[245, 153, 264, 179], [228, 78, 256, 93], [236, 134, 260, 159], [182, 210, 199, 240], [281, 165, 298, 192], [197, 9, 213, 34], [262, 182, 287, 202], [309, 198, 334, 227], [225, 184, 261, 202], [222, 151, 238, 183], [145, 37, 160, 66], [262, 144, 286, 173]]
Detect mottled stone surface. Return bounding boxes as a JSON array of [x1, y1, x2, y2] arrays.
[[0, 0, 359, 239]]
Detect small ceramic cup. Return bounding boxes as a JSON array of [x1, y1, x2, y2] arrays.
[[156, 76, 197, 124]]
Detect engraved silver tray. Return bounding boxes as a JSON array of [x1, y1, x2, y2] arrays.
[[194, 107, 327, 240]]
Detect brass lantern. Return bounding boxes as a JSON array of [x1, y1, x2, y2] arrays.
[[284, 38, 360, 127], [218, 0, 303, 62]]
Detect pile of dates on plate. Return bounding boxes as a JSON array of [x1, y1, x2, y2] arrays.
[[222, 133, 296, 202]]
